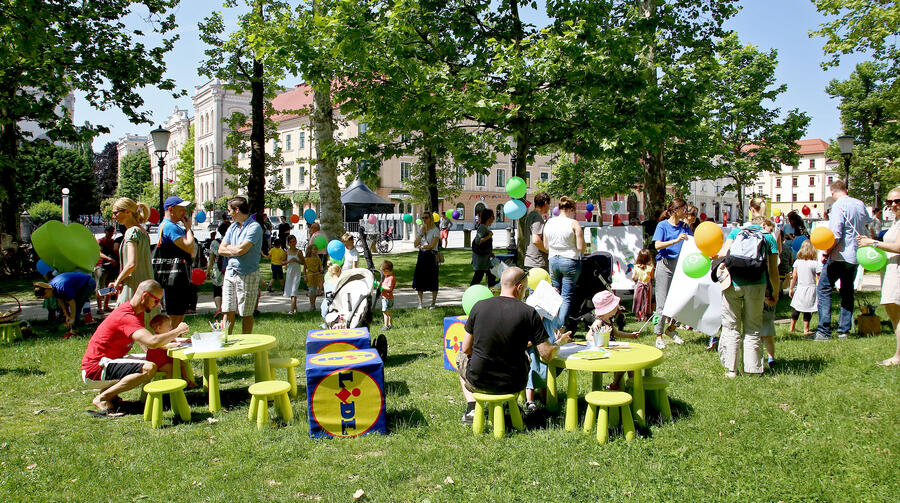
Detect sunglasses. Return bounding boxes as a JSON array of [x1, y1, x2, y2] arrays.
[[144, 290, 161, 303], [886, 199, 900, 206], [112, 209, 126, 216], [516, 270, 529, 287]]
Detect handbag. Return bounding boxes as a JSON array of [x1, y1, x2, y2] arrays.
[[152, 221, 190, 288], [435, 250, 445, 264]]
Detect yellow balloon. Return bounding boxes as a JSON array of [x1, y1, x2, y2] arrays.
[[527, 267, 551, 291], [810, 226, 835, 250], [694, 221, 724, 258], [432, 212, 440, 223], [772, 208, 782, 217]]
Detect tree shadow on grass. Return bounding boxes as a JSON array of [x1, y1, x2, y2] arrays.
[[387, 407, 428, 431], [386, 352, 427, 367], [0, 367, 46, 377], [385, 380, 409, 397], [770, 357, 828, 376]]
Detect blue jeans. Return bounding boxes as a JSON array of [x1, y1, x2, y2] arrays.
[[549, 256, 581, 329], [816, 260, 858, 338]]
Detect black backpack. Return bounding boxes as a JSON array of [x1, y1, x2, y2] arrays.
[[724, 227, 769, 281]]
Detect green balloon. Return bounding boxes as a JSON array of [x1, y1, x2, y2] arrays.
[[31, 221, 99, 273], [416, 218, 423, 225], [506, 176, 527, 199], [402, 214, 413, 223], [857, 246, 888, 271], [462, 284, 493, 315], [682, 252, 711, 279], [445, 209, 453, 220], [331, 257, 344, 266], [313, 235, 327, 250]]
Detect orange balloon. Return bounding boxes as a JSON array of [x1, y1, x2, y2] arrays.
[[694, 221, 724, 257], [810, 226, 835, 250], [290, 214, 300, 224]]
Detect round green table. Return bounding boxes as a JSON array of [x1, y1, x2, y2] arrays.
[[545, 342, 663, 430], [168, 334, 277, 413]]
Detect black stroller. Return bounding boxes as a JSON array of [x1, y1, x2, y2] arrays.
[[564, 251, 626, 333]]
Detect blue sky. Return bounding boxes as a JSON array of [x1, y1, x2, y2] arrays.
[[76, 0, 867, 150]]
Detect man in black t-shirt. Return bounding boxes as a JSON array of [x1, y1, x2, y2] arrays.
[[457, 266, 571, 424]]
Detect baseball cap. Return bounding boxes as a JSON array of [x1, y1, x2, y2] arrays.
[[163, 196, 192, 211]]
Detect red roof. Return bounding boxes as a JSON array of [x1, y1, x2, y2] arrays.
[[797, 139, 828, 155], [269, 84, 314, 122]]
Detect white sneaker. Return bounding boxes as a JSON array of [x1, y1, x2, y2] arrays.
[[460, 409, 476, 425], [417, 304, 423, 310], [655, 338, 666, 349], [672, 334, 685, 345]]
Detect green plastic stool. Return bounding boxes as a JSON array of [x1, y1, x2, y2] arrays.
[[268, 357, 300, 398], [248, 380, 293, 429], [584, 391, 634, 444], [640, 376, 672, 423], [472, 392, 524, 439], [142, 379, 190, 428], [0, 321, 22, 343]]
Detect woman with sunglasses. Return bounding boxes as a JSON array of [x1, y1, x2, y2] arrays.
[[651, 197, 692, 349], [108, 198, 157, 320], [858, 187, 900, 366]]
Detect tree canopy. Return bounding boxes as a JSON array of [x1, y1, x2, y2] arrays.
[[117, 151, 152, 201], [16, 140, 98, 218], [175, 125, 196, 201], [93, 141, 119, 201]]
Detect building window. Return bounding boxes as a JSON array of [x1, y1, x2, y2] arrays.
[[809, 193, 814, 201], [792, 193, 798, 202], [476, 173, 486, 187], [400, 162, 411, 182], [455, 203, 465, 220], [272, 139, 279, 152], [809, 175, 815, 186], [285, 134, 292, 151], [540, 172, 549, 183], [757, 185, 764, 194], [284, 167, 291, 186], [525, 171, 531, 185], [776, 178, 782, 188], [298, 165, 306, 185], [358, 122, 368, 135], [827, 176, 833, 185], [456, 166, 465, 187], [496, 168, 505, 188], [298, 132, 305, 149], [496, 203, 505, 223], [810, 159, 815, 169], [792, 177, 798, 187]]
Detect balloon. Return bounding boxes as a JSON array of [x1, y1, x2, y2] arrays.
[[774, 215, 781, 223], [527, 267, 551, 291], [402, 214, 413, 224], [452, 210, 461, 220], [695, 221, 724, 258], [148, 208, 160, 224], [878, 229, 888, 240], [612, 214, 621, 226], [585, 203, 595, 212], [801, 205, 811, 217], [810, 226, 835, 250], [290, 214, 300, 224], [503, 199, 527, 220], [432, 212, 440, 223], [326, 239, 346, 260], [682, 253, 711, 279], [505, 176, 527, 199], [791, 235, 809, 253], [462, 284, 493, 315], [699, 212, 707, 221], [304, 208, 317, 224], [31, 221, 99, 273], [313, 235, 327, 250], [857, 246, 888, 271], [415, 218, 423, 225], [36, 259, 52, 276], [445, 209, 453, 220], [191, 268, 207, 285], [195, 210, 207, 223], [585, 211, 593, 220], [552, 206, 560, 217], [772, 208, 782, 217], [331, 257, 345, 266]]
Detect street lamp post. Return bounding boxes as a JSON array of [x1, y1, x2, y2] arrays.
[[874, 181, 881, 212], [836, 134, 854, 191], [150, 125, 171, 214], [508, 135, 518, 255]]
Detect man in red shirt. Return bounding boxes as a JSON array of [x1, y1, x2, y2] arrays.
[[81, 279, 189, 414]]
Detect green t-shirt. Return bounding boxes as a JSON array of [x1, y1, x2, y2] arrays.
[[726, 224, 778, 287]]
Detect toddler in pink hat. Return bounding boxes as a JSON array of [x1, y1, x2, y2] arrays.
[[587, 291, 640, 390]]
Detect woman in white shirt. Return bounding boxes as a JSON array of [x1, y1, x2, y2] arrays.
[[413, 212, 440, 309], [542, 196, 585, 329]]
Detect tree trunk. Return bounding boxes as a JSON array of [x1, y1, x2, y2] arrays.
[[423, 145, 439, 213], [643, 149, 667, 226], [248, 58, 266, 222], [0, 121, 20, 237], [311, 82, 343, 241], [735, 175, 745, 225]]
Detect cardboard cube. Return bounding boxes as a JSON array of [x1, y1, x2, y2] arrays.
[[306, 349, 386, 438], [306, 327, 370, 355], [443, 315, 467, 371]]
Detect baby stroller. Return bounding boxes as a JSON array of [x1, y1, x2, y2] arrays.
[[565, 251, 626, 333], [323, 268, 388, 359]]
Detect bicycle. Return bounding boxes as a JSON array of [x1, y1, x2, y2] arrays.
[[358, 227, 394, 255]]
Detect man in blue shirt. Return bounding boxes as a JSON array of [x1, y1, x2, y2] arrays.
[[34, 272, 96, 330], [218, 196, 263, 334], [814, 180, 872, 341], [158, 196, 196, 327]]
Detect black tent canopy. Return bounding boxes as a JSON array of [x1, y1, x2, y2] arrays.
[[341, 178, 395, 222]]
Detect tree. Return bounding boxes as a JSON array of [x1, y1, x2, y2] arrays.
[[174, 124, 196, 201], [139, 179, 175, 209], [705, 34, 809, 221], [16, 140, 98, 217], [117, 151, 152, 201], [93, 141, 119, 200], [27, 201, 63, 228], [0, 0, 182, 236], [811, 0, 900, 69]]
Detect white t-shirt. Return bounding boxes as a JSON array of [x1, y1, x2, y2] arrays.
[[543, 215, 579, 259], [418, 227, 439, 249]]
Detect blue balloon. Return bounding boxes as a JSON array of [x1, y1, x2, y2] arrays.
[[326, 239, 346, 260], [585, 203, 595, 212], [36, 259, 52, 276], [304, 208, 317, 224], [791, 235, 809, 253], [195, 210, 207, 223], [503, 199, 527, 220]]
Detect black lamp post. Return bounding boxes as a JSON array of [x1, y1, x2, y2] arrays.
[[874, 181, 881, 211], [836, 134, 854, 191], [508, 136, 518, 255], [150, 125, 171, 214]]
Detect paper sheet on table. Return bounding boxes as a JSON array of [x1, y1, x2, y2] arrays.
[[526, 280, 562, 319], [557, 343, 587, 358], [661, 237, 723, 336]]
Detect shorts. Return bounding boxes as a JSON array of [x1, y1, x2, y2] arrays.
[[213, 284, 222, 298], [99, 357, 147, 380], [271, 264, 284, 280], [308, 285, 321, 296], [222, 270, 261, 317], [440, 229, 449, 239], [162, 285, 189, 316], [381, 297, 394, 311]]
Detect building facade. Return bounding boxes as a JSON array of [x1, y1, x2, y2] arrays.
[[753, 139, 841, 219], [687, 177, 740, 223], [147, 107, 192, 187], [116, 134, 148, 176]]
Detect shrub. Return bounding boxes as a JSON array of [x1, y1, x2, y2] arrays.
[[28, 200, 63, 228]]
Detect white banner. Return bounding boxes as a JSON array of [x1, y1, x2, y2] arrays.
[[662, 237, 723, 336], [605, 200, 626, 215], [586, 225, 643, 291]]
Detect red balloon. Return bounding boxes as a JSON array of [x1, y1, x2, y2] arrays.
[[524, 200, 531, 208], [584, 211, 593, 220], [699, 212, 707, 221], [801, 205, 811, 216], [290, 214, 300, 224], [612, 214, 622, 226], [191, 268, 207, 286], [148, 208, 160, 224]]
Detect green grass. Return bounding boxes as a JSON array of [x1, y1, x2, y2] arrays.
[[1, 291, 897, 501]]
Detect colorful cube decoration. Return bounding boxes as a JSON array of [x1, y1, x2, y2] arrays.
[[306, 327, 370, 355], [305, 349, 386, 438], [443, 315, 467, 371]]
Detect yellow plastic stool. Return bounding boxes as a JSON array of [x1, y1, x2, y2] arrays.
[[584, 391, 634, 444], [0, 321, 22, 343], [472, 392, 524, 439], [248, 380, 293, 429], [268, 357, 300, 398], [641, 376, 672, 423], [142, 379, 190, 428]]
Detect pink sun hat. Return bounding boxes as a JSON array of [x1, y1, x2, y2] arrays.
[[592, 291, 620, 317]]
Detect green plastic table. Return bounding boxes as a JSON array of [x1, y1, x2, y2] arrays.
[[545, 342, 663, 430], [168, 334, 277, 413]]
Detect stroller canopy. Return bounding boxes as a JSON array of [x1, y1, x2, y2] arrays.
[[341, 179, 395, 222]]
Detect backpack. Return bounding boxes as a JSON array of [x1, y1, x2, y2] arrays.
[[724, 227, 769, 281]]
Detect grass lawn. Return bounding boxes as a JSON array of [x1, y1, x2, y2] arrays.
[[1, 289, 897, 502]]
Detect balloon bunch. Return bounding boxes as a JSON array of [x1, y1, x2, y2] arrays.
[[502, 176, 528, 220], [327, 240, 346, 266], [681, 221, 724, 278]]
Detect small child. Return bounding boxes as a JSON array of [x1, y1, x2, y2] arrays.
[[341, 232, 358, 270], [789, 240, 821, 335], [266, 238, 286, 292], [304, 244, 324, 310], [631, 249, 654, 321], [380, 260, 395, 330], [587, 291, 639, 390], [321, 263, 343, 320], [145, 314, 195, 387]]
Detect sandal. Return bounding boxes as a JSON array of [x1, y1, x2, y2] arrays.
[[876, 358, 900, 367]]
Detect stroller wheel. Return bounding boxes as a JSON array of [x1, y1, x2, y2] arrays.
[[374, 333, 388, 361]]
